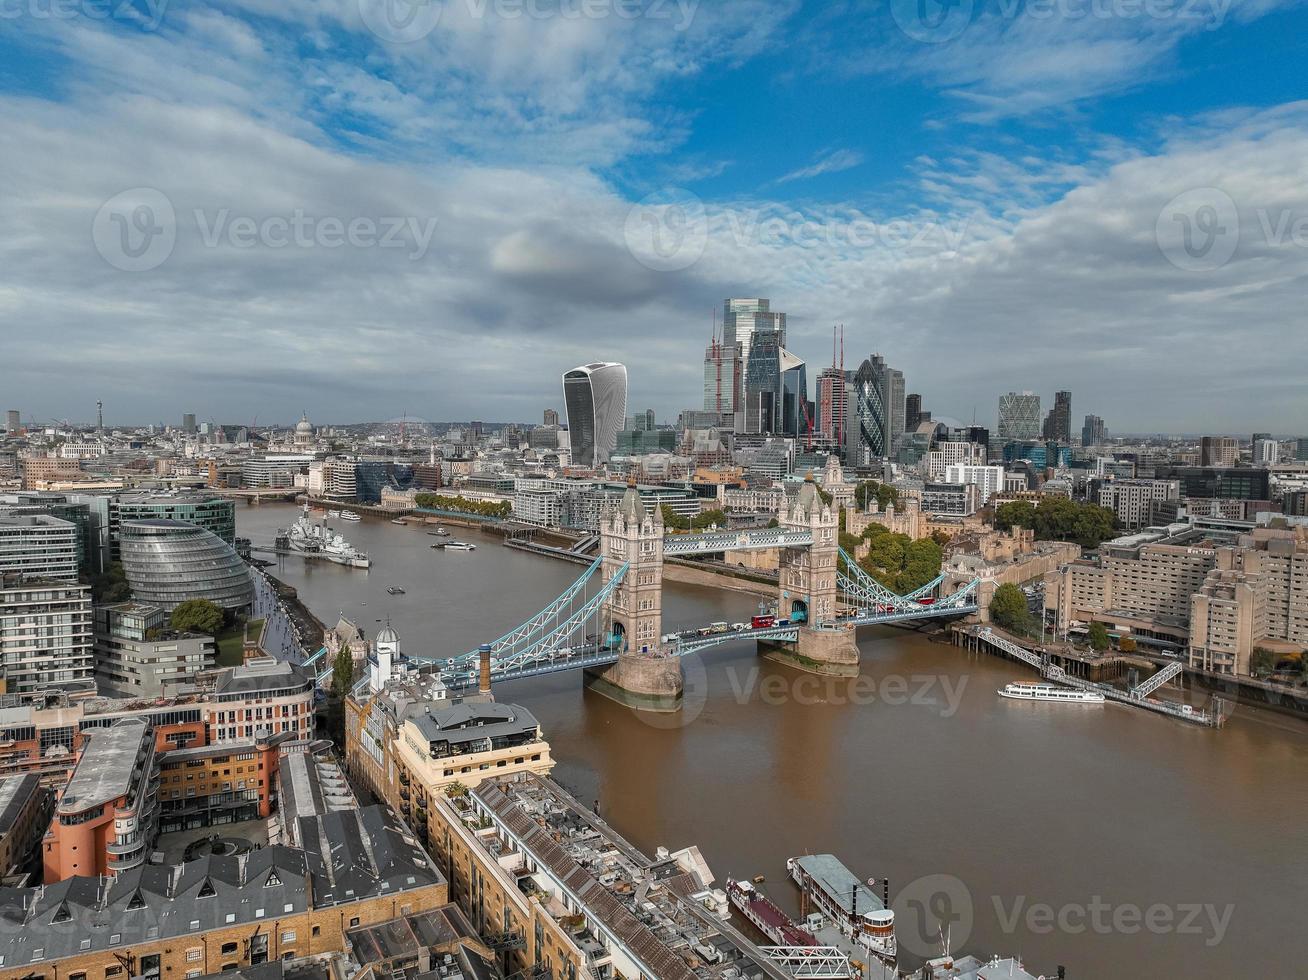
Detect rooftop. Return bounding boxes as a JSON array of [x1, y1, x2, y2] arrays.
[[0, 774, 42, 837], [58, 718, 150, 814]]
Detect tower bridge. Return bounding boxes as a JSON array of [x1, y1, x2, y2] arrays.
[[328, 478, 980, 709]]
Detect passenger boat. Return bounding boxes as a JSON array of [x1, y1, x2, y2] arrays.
[[787, 854, 896, 965], [427, 528, 450, 537], [441, 541, 476, 551], [327, 510, 342, 518], [390, 518, 407, 526], [998, 682, 1105, 703], [340, 510, 362, 521], [726, 878, 818, 946]]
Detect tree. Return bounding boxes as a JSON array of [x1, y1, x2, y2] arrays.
[[989, 583, 1032, 634], [854, 480, 898, 511], [994, 497, 1116, 548], [1088, 621, 1111, 652], [1118, 636, 1138, 653], [1250, 647, 1276, 678], [171, 599, 225, 636], [90, 562, 131, 604], [331, 646, 355, 698]]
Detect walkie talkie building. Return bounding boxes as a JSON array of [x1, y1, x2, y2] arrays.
[[563, 362, 628, 469]]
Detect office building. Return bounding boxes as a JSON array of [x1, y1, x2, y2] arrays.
[[1156, 466, 1271, 501], [723, 298, 786, 411], [4, 410, 19, 436], [616, 429, 678, 455], [182, 412, 197, 434], [1297, 437, 1308, 461], [944, 464, 1005, 505], [118, 520, 254, 612], [43, 717, 159, 880], [1081, 415, 1107, 448], [703, 334, 740, 415], [905, 392, 923, 430], [998, 392, 1042, 442], [19, 455, 82, 490], [926, 441, 988, 480], [95, 601, 217, 698], [1200, 435, 1239, 467], [779, 348, 809, 438], [562, 361, 628, 468], [845, 357, 887, 465], [0, 574, 94, 694], [921, 482, 982, 516], [241, 453, 316, 488], [1253, 438, 1279, 466], [817, 367, 849, 444], [626, 408, 656, 431], [1042, 390, 1072, 443], [1098, 479, 1181, 531], [0, 515, 80, 582]]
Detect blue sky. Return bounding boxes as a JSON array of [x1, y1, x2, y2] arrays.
[[1, 0, 1307, 432]]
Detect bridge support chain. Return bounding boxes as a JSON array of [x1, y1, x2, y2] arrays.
[[758, 624, 860, 678], [583, 653, 684, 712]]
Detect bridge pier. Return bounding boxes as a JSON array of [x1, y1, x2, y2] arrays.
[[759, 625, 860, 677], [583, 653, 683, 712]]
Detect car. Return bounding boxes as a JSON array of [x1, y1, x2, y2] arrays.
[[731, 622, 748, 631], [709, 622, 730, 634]]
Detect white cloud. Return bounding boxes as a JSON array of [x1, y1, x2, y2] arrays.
[[776, 149, 864, 184]]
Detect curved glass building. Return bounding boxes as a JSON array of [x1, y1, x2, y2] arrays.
[[563, 362, 627, 469], [119, 520, 253, 612]]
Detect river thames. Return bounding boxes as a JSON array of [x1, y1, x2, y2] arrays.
[[240, 505, 1306, 977]]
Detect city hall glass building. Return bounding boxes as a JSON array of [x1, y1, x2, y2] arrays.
[[118, 520, 253, 612]]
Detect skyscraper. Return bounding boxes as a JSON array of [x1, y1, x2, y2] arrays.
[[906, 393, 924, 431], [1082, 414, 1106, 448], [543, 408, 559, 426], [182, 413, 197, 434], [724, 298, 785, 413], [4, 410, 19, 435], [1042, 390, 1072, 443], [816, 368, 849, 444], [562, 362, 628, 468], [779, 349, 808, 439], [998, 392, 1041, 442], [702, 337, 739, 414], [844, 357, 887, 466]]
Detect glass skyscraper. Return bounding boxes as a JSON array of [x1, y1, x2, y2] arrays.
[[563, 362, 628, 468], [998, 391, 1042, 442]]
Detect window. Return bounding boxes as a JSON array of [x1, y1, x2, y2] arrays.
[[311, 926, 321, 937], [281, 931, 296, 943], [349, 917, 360, 927], [186, 950, 202, 962], [221, 943, 238, 955]]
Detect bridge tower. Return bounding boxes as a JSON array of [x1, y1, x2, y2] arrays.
[[585, 483, 683, 711], [600, 483, 664, 653], [777, 475, 839, 624], [762, 474, 860, 676]]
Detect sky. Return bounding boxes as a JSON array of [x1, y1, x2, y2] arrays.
[[1, 0, 1307, 434]]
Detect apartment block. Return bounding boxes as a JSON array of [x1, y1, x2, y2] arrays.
[[0, 516, 79, 582], [1189, 569, 1268, 675], [95, 602, 218, 698], [0, 573, 94, 694], [0, 772, 50, 878]]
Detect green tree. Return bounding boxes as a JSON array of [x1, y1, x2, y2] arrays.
[[90, 562, 131, 603], [989, 583, 1032, 633], [331, 646, 355, 698], [993, 500, 1036, 532], [854, 481, 898, 511], [1088, 621, 1111, 652], [994, 497, 1116, 548], [1250, 647, 1276, 678], [171, 599, 225, 636]]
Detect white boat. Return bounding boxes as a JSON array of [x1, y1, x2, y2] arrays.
[[327, 510, 342, 518], [390, 518, 406, 526], [998, 681, 1105, 703], [340, 510, 362, 521], [442, 541, 476, 551], [277, 505, 371, 568]]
